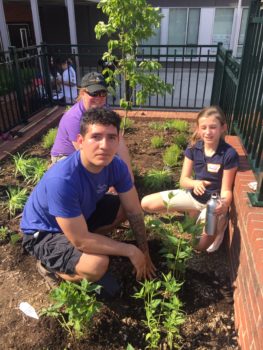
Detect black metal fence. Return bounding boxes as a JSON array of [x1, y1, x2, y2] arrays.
[[211, 0, 263, 206], [0, 43, 218, 135]]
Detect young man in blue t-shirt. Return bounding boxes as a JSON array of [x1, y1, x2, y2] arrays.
[[21, 108, 155, 292]]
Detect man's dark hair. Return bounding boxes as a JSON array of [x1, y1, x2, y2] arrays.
[[80, 108, 121, 136]]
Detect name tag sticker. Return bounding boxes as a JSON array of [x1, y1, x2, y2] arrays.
[[207, 163, 221, 173]]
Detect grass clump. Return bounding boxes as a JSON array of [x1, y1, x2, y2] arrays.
[[150, 135, 164, 149], [42, 128, 58, 149], [164, 120, 189, 132], [6, 187, 28, 217], [143, 169, 172, 191], [173, 134, 188, 149], [149, 122, 165, 131], [13, 153, 48, 184], [163, 144, 182, 168]]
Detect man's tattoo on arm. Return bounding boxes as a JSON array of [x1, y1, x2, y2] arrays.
[[126, 212, 148, 252]]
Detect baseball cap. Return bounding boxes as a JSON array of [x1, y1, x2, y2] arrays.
[[80, 72, 107, 93]]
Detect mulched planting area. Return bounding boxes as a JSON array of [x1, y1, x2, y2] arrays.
[[0, 118, 238, 349]]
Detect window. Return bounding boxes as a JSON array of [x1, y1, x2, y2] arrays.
[[141, 26, 161, 55], [168, 8, 200, 55], [212, 8, 234, 49], [237, 8, 249, 57]]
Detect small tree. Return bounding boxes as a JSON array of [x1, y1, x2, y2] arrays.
[[95, 0, 172, 131]]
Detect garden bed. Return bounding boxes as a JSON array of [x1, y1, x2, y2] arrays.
[[0, 119, 238, 349]]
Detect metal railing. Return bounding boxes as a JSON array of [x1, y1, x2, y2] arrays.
[[211, 0, 263, 206], [0, 43, 218, 135]]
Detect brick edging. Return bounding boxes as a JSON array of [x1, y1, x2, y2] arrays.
[[226, 135, 263, 350]]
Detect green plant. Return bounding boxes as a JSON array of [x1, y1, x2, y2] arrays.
[[120, 117, 134, 132], [173, 134, 188, 149], [41, 279, 102, 339], [6, 187, 28, 217], [143, 169, 172, 191], [163, 144, 182, 168], [95, 0, 172, 131], [10, 233, 21, 245], [12, 153, 48, 184], [164, 120, 189, 132], [134, 272, 185, 349], [0, 226, 8, 241], [42, 128, 58, 149], [150, 135, 164, 148], [149, 122, 165, 131]]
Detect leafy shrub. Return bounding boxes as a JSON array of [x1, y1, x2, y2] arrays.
[[6, 187, 28, 217], [163, 144, 182, 168], [150, 135, 164, 148], [42, 279, 102, 339], [42, 128, 58, 149], [143, 169, 172, 191], [173, 134, 188, 149]]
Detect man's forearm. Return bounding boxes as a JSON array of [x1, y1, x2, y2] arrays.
[[126, 212, 148, 253]]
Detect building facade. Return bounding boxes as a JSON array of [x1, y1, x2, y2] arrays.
[[0, 0, 250, 57]]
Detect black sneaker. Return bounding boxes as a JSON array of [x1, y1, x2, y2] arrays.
[[95, 272, 122, 300]]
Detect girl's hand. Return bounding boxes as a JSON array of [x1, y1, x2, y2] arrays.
[[193, 180, 211, 196], [215, 198, 229, 215]]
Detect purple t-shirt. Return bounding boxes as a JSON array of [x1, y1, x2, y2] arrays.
[[51, 100, 86, 156]]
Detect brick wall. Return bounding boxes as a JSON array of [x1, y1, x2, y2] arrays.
[[226, 135, 263, 350]]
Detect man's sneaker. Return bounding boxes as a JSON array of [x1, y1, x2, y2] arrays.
[[95, 271, 122, 300], [36, 260, 60, 289]]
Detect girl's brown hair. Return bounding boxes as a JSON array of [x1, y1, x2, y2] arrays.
[[190, 105, 227, 146]]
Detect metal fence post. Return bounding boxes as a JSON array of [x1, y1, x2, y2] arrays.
[[9, 46, 27, 123], [40, 42, 53, 105]]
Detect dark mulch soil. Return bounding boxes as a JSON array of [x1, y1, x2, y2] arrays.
[[0, 119, 238, 349]]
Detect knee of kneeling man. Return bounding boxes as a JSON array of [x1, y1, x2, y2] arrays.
[[95, 256, 110, 279]]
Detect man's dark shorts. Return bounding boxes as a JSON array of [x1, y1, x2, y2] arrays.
[[22, 194, 120, 275]]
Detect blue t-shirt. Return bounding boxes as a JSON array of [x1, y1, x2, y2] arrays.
[[21, 151, 133, 234], [184, 139, 239, 204]]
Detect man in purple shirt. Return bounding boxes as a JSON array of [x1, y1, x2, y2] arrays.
[[51, 72, 133, 179]]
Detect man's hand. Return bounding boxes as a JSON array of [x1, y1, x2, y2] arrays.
[[193, 180, 211, 196], [127, 244, 147, 281]]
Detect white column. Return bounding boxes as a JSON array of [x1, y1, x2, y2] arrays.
[[0, 0, 10, 51], [65, 0, 80, 82], [198, 8, 215, 57], [231, 0, 242, 57], [30, 0, 42, 45], [65, 0, 78, 46]]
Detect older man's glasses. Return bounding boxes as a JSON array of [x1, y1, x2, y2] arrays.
[[86, 90, 107, 97]]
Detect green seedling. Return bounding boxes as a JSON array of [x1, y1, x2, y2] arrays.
[[163, 144, 182, 168], [42, 128, 58, 149], [0, 226, 8, 241], [173, 134, 188, 149], [6, 187, 28, 217], [134, 272, 185, 349], [143, 169, 172, 191], [42, 279, 102, 339], [126, 344, 135, 350], [150, 135, 164, 148]]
